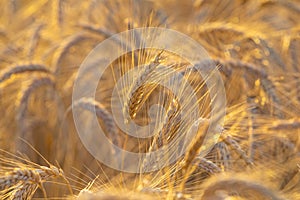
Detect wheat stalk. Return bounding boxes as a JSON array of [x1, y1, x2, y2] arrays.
[[72, 97, 119, 145], [77, 23, 115, 39], [0, 63, 50, 84], [213, 57, 268, 77], [15, 75, 55, 139], [27, 24, 45, 59], [52, 33, 94, 74], [52, 0, 64, 27], [220, 133, 253, 166]]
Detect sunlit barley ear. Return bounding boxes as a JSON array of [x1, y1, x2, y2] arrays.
[[0, 62, 68, 163], [214, 58, 282, 114], [276, 158, 300, 193], [210, 141, 232, 172], [136, 56, 215, 174], [77, 23, 115, 39], [150, 92, 180, 150], [0, 149, 73, 199], [220, 133, 253, 166], [51, 33, 96, 75], [13, 74, 65, 165], [183, 155, 223, 190], [141, 92, 181, 171], [174, 118, 219, 191], [9, 182, 39, 200], [200, 174, 286, 200], [213, 57, 268, 79], [188, 157, 221, 181], [266, 74, 300, 117], [122, 51, 164, 122], [192, 22, 247, 58], [52, 0, 64, 28], [15, 75, 55, 141], [0, 63, 51, 85], [72, 97, 119, 146], [286, 37, 300, 73], [194, 156, 221, 174], [257, 0, 300, 31], [251, 134, 297, 163], [230, 36, 286, 70]]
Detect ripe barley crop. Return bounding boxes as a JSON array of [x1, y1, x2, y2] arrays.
[[0, 0, 299, 199]]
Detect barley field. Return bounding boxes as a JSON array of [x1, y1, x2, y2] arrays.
[[0, 0, 300, 199]]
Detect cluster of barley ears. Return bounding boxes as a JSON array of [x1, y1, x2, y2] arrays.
[[0, 0, 300, 199]]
